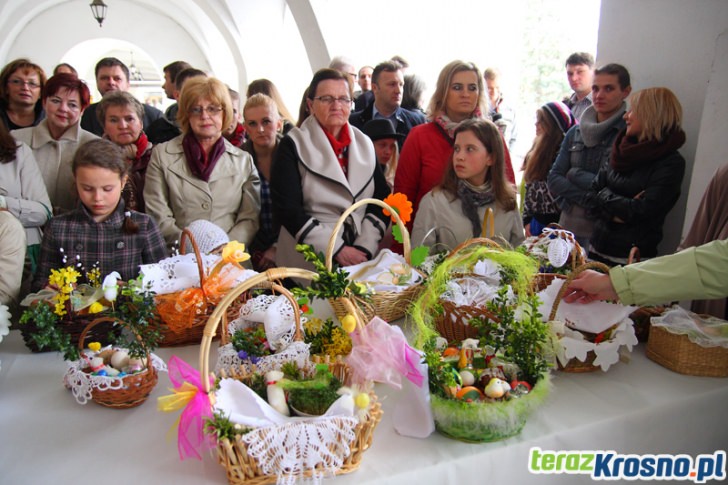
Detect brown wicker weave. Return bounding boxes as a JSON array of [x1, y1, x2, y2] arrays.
[[325, 197, 424, 323], [200, 268, 382, 484], [155, 228, 245, 346], [549, 261, 613, 373], [431, 237, 505, 343], [646, 325, 728, 377], [77, 317, 158, 409]]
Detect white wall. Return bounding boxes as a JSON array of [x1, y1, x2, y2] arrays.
[[597, 0, 728, 253]]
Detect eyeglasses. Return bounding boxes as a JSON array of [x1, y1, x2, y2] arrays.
[[189, 105, 223, 117], [8, 79, 40, 89], [313, 96, 352, 105]]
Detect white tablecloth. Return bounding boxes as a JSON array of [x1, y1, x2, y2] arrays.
[[1, 324, 727, 485]]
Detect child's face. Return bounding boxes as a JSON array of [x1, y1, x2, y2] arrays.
[[452, 129, 493, 186], [75, 165, 127, 222]]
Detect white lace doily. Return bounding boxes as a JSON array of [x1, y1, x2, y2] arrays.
[[63, 350, 167, 405], [344, 249, 422, 293], [139, 253, 257, 295], [215, 294, 310, 374]]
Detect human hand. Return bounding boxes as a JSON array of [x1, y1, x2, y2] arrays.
[[335, 245, 368, 267], [561, 270, 619, 303]]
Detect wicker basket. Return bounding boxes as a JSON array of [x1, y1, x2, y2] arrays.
[[73, 317, 159, 409], [20, 306, 120, 353], [524, 223, 586, 273], [155, 228, 245, 346], [549, 261, 615, 372], [325, 198, 424, 323], [431, 238, 505, 343], [646, 325, 728, 377], [200, 268, 382, 484]]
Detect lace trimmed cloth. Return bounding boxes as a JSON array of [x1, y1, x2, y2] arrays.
[[214, 373, 360, 485], [523, 227, 584, 270], [439, 259, 514, 307], [651, 305, 728, 349], [63, 348, 167, 405], [139, 253, 257, 295], [538, 278, 638, 371], [215, 294, 310, 374], [343, 249, 422, 293]]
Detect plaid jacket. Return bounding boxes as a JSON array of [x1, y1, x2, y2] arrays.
[[32, 201, 168, 291]]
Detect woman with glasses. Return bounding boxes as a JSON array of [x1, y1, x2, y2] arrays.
[[271, 68, 389, 270], [0, 58, 47, 131], [12, 73, 96, 214], [144, 76, 261, 248]]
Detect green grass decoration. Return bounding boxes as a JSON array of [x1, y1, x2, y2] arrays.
[[410, 244, 538, 349]]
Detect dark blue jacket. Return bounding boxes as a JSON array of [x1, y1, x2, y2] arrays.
[[349, 102, 426, 149]]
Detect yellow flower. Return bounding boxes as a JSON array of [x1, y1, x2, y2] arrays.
[[88, 342, 102, 352], [221, 241, 250, 265]]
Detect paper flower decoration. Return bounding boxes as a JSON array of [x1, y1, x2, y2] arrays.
[[382, 192, 413, 225]]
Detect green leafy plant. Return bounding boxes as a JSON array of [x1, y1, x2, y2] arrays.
[[422, 337, 457, 398], [231, 325, 271, 358], [19, 302, 77, 360], [205, 410, 252, 442], [292, 244, 369, 300], [303, 317, 352, 357]]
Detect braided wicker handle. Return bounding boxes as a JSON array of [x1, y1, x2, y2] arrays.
[[548, 261, 612, 321], [179, 227, 210, 304], [200, 267, 322, 393], [78, 316, 151, 367], [218, 280, 306, 346], [444, 237, 503, 268], [325, 198, 409, 270]]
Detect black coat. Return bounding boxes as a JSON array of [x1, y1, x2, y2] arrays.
[[588, 150, 685, 259]]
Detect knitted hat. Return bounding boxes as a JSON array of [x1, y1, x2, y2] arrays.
[[185, 220, 229, 254], [542, 101, 577, 134], [362, 119, 404, 141]]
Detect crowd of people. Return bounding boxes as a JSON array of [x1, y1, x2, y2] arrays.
[[0, 52, 724, 319]]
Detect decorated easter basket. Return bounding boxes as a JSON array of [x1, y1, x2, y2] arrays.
[[63, 317, 166, 409], [215, 278, 311, 375], [428, 237, 522, 342], [524, 224, 586, 273], [154, 228, 247, 346], [199, 268, 383, 484], [646, 307, 728, 377], [430, 371, 551, 443], [547, 262, 636, 373], [325, 198, 424, 323]]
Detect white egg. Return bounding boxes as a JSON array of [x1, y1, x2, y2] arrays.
[[459, 370, 475, 386], [110, 350, 130, 370]]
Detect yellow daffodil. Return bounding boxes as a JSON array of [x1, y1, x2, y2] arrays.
[[88, 302, 105, 314]]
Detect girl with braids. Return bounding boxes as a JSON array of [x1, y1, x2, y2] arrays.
[[31, 139, 167, 291], [412, 118, 524, 250], [521, 101, 576, 236]]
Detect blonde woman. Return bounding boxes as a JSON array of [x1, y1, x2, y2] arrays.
[[144, 76, 261, 247], [587, 87, 686, 265]]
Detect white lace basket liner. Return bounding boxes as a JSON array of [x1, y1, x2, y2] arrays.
[[199, 268, 383, 485], [64, 350, 167, 405], [541, 262, 638, 372], [215, 289, 311, 375]]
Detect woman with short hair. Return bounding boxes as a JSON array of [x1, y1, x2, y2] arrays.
[[0, 58, 47, 131], [144, 76, 261, 248], [12, 73, 96, 214], [271, 68, 389, 270], [98, 90, 153, 212]]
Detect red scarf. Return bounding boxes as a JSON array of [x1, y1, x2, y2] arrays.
[[225, 122, 245, 148], [134, 132, 149, 160], [182, 133, 227, 182], [321, 123, 352, 174]]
